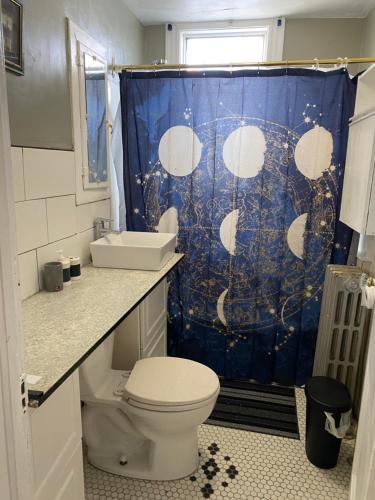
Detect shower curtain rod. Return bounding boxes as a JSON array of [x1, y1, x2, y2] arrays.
[[112, 57, 375, 72]]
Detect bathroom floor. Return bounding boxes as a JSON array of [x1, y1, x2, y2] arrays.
[[84, 389, 354, 500]]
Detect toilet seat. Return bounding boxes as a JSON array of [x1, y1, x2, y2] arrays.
[[122, 357, 219, 411], [125, 390, 220, 413]]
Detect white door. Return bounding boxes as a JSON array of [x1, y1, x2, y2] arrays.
[[350, 315, 375, 500], [0, 405, 11, 499], [0, 15, 32, 500]]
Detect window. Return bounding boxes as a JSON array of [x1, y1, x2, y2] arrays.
[[165, 19, 285, 66], [68, 19, 111, 205], [183, 28, 267, 65]]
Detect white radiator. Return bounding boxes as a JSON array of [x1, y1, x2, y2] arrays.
[[313, 265, 371, 415]]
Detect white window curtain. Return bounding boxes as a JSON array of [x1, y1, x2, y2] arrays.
[[108, 73, 126, 231]]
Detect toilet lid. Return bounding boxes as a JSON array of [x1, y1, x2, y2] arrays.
[[123, 357, 219, 407]]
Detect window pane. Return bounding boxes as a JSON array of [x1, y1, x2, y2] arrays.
[[185, 35, 265, 65]]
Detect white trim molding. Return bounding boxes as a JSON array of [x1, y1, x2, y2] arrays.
[[0, 12, 32, 499], [67, 19, 111, 205], [165, 18, 285, 65]]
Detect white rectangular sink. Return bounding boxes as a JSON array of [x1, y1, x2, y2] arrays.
[[90, 231, 177, 271]]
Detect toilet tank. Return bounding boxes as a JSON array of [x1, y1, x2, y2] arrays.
[[79, 335, 114, 398]]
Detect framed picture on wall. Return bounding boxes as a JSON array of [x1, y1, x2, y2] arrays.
[[1, 0, 23, 75]]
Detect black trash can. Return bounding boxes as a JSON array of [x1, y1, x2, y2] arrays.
[[305, 376, 352, 469]]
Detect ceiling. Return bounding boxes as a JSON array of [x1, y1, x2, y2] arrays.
[[122, 0, 375, 25]]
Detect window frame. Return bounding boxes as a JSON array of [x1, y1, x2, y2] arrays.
[[68, 19, 111, 205], [165, 18, 285, 65], [182, 27, 269, 65], [77, 43, 110, 191]]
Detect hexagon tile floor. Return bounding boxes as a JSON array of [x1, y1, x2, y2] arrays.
[[84, 389, 355, 500]]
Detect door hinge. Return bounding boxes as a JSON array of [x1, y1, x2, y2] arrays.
[[20, 374, 27, 413]]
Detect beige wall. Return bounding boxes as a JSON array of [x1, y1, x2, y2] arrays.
[[144, 25, 166, 64], [361, 7, 375, 57], [141, 18, 365, 67], [283, 18, 363, 67], [7, 0, 144, 150]]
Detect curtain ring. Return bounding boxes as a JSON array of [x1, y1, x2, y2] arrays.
[[343, 57, 349, 70], [313, 58, 319, 71], [153, 63, 157, 77], [337, 57, 343, 68]]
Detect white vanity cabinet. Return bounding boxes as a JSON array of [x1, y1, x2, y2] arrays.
[[340, 64, 375, 234], [112, 278, 168, 370], [340, 111, 375, 234], [30, 372, 84, 500]]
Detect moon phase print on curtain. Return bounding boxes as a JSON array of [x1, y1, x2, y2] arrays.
[[120, 68, 356, 385]]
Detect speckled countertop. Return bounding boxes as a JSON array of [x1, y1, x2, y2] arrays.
[[22, 254, 183, 406]]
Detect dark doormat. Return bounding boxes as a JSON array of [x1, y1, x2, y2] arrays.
[[206, 379, 300, 439]]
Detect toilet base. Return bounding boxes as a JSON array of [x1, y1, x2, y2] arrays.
[[82, 403, 201, 481], [87, 431, 200, 481]]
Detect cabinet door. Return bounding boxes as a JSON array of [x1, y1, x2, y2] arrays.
[[31, 372, 84, 500], [55, 445, 84, 500], [340, 114, 375, 234], [140, 279, 167, 351], [141, 325, 167, 359]]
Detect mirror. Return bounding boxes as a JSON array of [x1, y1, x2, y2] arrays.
[[83, 52, 108, 186]]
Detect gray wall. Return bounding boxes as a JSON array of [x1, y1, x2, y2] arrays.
[[7, 0, 144, 150], [144, 25, 166, 64]]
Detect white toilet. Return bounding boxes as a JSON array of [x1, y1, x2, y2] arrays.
[[79, 336, 220, 480]]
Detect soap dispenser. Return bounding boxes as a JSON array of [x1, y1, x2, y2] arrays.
[[57, 250, 71, 286]]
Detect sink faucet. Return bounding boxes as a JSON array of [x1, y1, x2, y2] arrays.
[[94, 217, 121, 240]]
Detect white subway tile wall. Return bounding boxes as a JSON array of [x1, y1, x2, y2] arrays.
[[23, 148, 76, 199], [13, 147, 111, 299], [15, 199, 49, 253], [18, 251, 39, 300], [46, 195, 77, 242], [76, 228, 96, 265], [76, 199, 111, 233], [11, 147, 25, 202]]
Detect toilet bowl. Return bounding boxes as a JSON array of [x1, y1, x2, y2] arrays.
[[79, 336, 220, 480]]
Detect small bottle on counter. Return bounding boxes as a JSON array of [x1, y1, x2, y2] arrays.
[[70, 256, 81, 280], [57, 250, 71, 286]]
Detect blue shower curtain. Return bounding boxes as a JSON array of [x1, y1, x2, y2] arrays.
[[120, 68, 355, 385]]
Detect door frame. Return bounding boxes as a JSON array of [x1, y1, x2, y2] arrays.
[[0, 13, 32, 500], [349, 313, 375, 499]]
